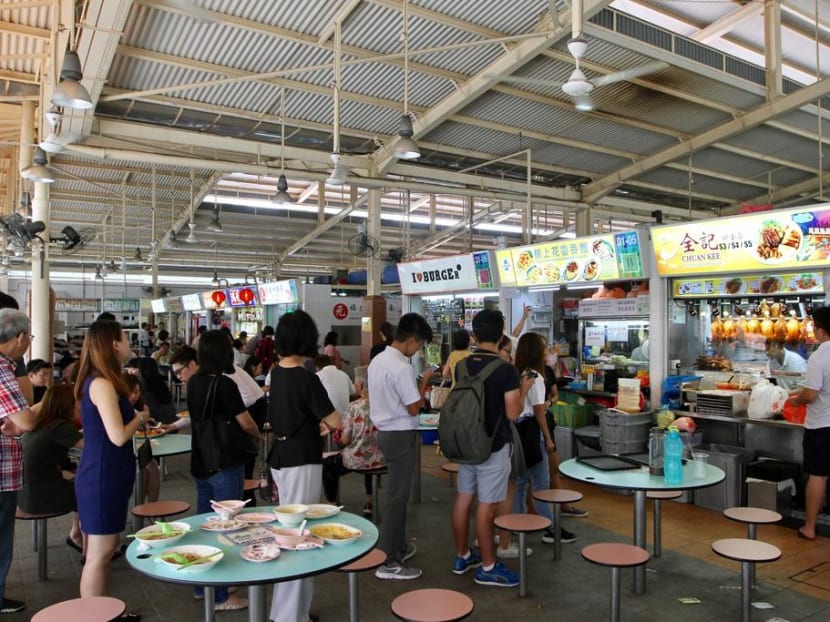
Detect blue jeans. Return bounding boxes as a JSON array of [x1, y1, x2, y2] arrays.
[[194, 466, 244, 603], [514, 440, 553, 523], [0, 491, 17, 600]]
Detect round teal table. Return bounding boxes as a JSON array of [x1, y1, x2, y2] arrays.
[[559, 458, 724, 594], [132, 434, 192, 509], [126, 509, 378, 622]]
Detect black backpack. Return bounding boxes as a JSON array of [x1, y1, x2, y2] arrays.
[[438, 357, 505, 465]]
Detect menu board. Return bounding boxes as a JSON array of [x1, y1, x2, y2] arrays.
[[150, 299, 166, 313], [257, 280, 300, 305], [505, 231, 643, 287], [202, 290, 226, 310], [472, 250, 495, 289], [102, 299, 140, 313], [652, 203, 830, 276], [228, 287, 259, 307], [495, 249, 516, 286], [181, 293, 202, 311], [55, 298, 99, 312], [165, 297, 184, 312], [672, 271, 825, 298]]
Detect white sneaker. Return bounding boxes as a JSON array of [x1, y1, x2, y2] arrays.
[[375, 562, 422, 580], [496, 543, 533, 559]]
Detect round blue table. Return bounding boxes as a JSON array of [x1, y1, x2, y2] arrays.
[[126, 509, 378, 622], [132, 434, 192, 509], [559, 458, 725, 594]]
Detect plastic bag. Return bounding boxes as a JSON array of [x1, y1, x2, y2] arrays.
[[747, 379, 788, 419]]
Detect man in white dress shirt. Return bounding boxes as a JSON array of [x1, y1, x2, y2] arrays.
[[315, 354, 354, 415]]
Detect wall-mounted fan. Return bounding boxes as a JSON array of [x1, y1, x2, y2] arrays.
[[143, 285, 172, 297], [347, 231, 380, 258]]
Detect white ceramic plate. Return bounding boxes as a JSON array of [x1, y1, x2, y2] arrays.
[[200, 519, 246, 532], [306, 504, 341, 520], [240, 544, 280, 562], [237, 512, 279, 524], [309, 522, 362, 546]]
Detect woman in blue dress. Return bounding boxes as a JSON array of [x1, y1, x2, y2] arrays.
[[74, 320, 150, 618]]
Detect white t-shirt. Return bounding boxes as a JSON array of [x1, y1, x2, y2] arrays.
[[766, 349, 807, 392], [804, 341, 830, 429], [317, 365, 354, 415], [517, 374, 546, 421], [226, 364, 265, 408], [368, 346, 421, 431]]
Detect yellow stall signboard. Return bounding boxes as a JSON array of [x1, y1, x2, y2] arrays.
[[653, 204, 830, 276]]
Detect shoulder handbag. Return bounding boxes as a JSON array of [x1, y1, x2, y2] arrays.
[[430, 381, 452, 410], [136, 423, 154, 470], [194, 376, 258, 472]]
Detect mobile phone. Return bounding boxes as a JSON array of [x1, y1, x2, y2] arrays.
[[524, 369, 539, 378]]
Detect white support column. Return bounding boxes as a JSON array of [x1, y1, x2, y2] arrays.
[[575, 208, 591, 237], [30, 181, 50, 362], [366, 188, 382, 296], [764, 0, 782, 100]]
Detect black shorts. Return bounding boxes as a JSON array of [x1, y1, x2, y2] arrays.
[[803, 427, 830, 477]]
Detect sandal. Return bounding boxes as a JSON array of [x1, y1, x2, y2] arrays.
[[65, 536, 83, 553], [214, 595, 247, 611]]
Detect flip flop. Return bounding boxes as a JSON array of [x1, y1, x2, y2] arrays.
[[797, 529, 816, 540], [65, 536, 83, 553]]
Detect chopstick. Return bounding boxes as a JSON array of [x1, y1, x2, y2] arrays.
[[176, 548, 226, 570]]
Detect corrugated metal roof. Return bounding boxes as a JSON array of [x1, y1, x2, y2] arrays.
[[415, 0, 551, 35], [724, 125, 830, 169]]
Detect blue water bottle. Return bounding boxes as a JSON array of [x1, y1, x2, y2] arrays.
[[663, 426, 684, 485]]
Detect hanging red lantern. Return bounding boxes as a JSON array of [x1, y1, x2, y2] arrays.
[[211, 290, 226, 306], [239, 288, 255, 305]]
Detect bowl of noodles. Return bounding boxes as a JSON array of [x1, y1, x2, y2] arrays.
[[134, 521, 191, 548], [157, 545, 224, 573]]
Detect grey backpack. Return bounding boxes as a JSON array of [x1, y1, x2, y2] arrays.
[[438, 357, 505, 465]]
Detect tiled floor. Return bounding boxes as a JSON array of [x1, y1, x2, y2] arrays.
[[8, 446, 830, 622]]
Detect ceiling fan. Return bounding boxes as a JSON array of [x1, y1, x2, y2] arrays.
[[490, 0, 666, 110]]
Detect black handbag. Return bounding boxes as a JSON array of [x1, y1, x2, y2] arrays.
[[136, 423, 154, 470], [194, 376, 258, 472]]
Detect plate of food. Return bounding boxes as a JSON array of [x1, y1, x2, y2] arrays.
[[515, 250, 534, 271], [792, 273, 818, 290], [542, 263, 560, 282], [755, 219, 802, 263], [758, 276, 782, 294], [525, 265, 543, 284], [583, 259, 600, 281], [591, 239, 615, 260], [308, 523, 362, 546], [722, 278, 743, 295], [306, 504, 342, 520], [176, 411, 189, 418], [563, 260, 580, 281], [200, 518, 246, 532], [240, 543, 281, 563], [237, 512, 279, 524], [135, 426, 165, 439], [157, 545, 224, 573]]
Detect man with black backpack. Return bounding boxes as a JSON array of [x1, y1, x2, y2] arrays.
[[448, 309, 532, 587]]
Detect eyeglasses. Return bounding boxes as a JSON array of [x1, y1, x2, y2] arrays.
[[29, 334, 34, 341], [171, 366, 184, 378]]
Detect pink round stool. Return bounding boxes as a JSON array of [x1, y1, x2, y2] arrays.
[[494, 513, 550, 596], [533, 488, 583, 560], [338, 548, 387, 622], [32, 596, 126, 622], [582, 543, 650, 622], [391, 588, 473, 622]]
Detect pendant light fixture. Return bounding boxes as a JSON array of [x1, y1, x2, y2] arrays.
[[274, 90, 295, 206], [327, 20, 349, 185], [207, 206, 223, 232], [51, 50, 93, 110], [392, 0, 420, 161], [211, 243, 220, 285], [134, 246, 143, 261], [22, 147, 55, 183], [185, 172, 199, 243]]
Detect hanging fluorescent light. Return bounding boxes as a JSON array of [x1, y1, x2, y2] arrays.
[[327, 153, 348, 185], [392, 114, 420, 160], [185, 222, 199, 244], [51, 50, 93, 110], [22, 147, 55, 183], [274, 174, 294, 205]]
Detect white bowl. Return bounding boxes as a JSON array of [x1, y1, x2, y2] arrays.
[[210, 499, 246, 520], [271, 527, 310, 548], [273, 504, 308, 526], [309, 522, 362, 546], [134, 521, 191, 548], [157, 544, 223, 574]]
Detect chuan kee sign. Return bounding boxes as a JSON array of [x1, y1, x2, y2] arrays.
[[398, 254, 481, 295]]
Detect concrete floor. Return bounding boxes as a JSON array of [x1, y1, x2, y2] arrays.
[[9, 446, 830, 622]]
